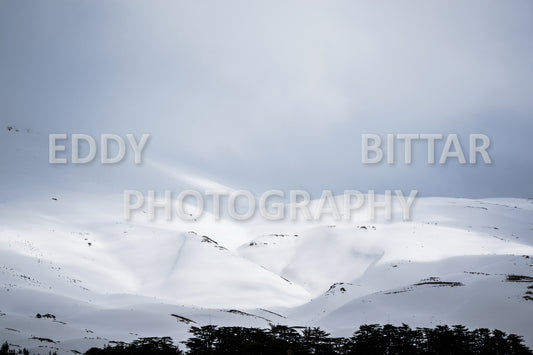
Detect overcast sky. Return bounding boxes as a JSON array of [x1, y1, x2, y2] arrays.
[[1, 0, 533, 199]]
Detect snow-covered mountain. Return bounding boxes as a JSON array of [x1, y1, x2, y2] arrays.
[[1, 128, 532, 354]]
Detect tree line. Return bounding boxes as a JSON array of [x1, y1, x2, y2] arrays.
[[84, 323, 531, 355], [2, 324, 531, 354]]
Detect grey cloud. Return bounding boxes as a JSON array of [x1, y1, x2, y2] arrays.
[[1, 0, 532, 198]]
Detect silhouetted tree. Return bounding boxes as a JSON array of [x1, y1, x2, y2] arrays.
[[79, 323, 531, 354], [86, 337, 182, 354], [302, 327, 335, 354]]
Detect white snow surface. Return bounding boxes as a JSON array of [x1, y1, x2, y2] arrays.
[[1, 129, 533, 354]]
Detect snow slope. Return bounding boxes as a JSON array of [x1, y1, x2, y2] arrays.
[[1, 127, 533, 354]]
